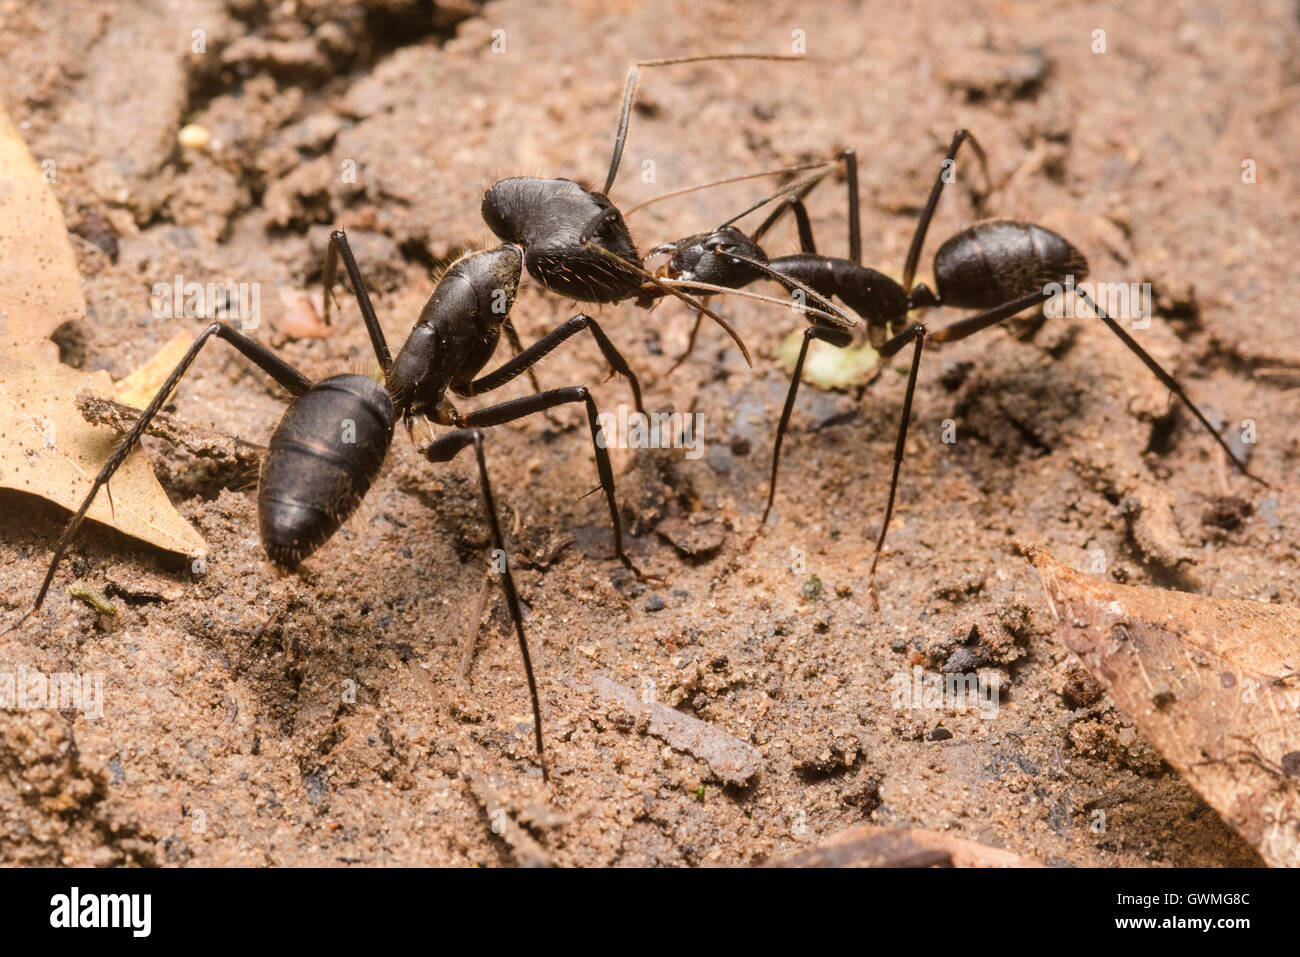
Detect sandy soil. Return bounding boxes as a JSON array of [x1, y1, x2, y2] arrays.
[[1, 0, 1297, 866]]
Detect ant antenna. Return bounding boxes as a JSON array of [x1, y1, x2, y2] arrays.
[[604, 53, 808, 197]]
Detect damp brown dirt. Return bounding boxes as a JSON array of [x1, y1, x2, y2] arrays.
[[0, 0, 1296, 866]]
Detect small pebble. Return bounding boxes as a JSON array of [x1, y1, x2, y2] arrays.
[[178, 123, 211, 150]]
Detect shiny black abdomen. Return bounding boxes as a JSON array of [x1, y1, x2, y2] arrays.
[[258, 374, 396, 568], [933, 220, 1088, 310]]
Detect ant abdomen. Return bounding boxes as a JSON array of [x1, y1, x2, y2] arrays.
[[933, 220, 1089, 310], [258, 374, 396, 568]]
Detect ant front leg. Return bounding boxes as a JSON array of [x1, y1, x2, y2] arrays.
[[454, 388, 654, 580], [758, 323, 854, 527], [420, 428, 548, 781], [664, 295, 712, 377], [750, 148, 860, 262]]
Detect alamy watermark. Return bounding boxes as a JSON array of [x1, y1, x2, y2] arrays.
[[888, 665, 1000, 720], [1044, 275, 1152, 329], [151, 274, 261, 331], [0, 666, 104, 719], [595, 404, 704, 460]]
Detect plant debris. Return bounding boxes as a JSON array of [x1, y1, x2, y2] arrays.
[[0, 104, 205, 564], [1030, 546, 1300, 867], [593, 673, 762, 785]]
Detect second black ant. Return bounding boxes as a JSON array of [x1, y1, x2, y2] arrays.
[[647, 131, 1267, 601]]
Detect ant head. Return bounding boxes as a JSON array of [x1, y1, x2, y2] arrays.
[[482, 177, 540, 245], [650, 226, 767, 288], [482, 176, 607, 248]]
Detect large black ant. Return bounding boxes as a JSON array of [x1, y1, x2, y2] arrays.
[[648, 131, 1267, 599], [7, 53, 819, 781], [9, 241, 656, 779]]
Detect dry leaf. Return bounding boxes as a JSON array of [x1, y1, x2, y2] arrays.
[[0, 103, 205, 560], [779, 826, 1044, 868], [112, 332, 191, 409], [1029, 546, 1300, 867]]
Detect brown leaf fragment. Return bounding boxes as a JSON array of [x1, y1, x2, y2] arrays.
[[778, 826, 1044, 868], [1028, 546, 1300, 867], [0, 103, 205, 562], [593, 672, 762, 785], [655, 516, 726, 558], [112, 333, 191, 409]]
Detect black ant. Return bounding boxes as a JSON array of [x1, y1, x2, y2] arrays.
[[8, 242, 660, 780], [648, 131, 1267, 600], [8, 53, 818, 781]]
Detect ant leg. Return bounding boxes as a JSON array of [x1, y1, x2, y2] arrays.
[[867, 323, 928, 606], [753, 193, 818, 251], [1072, 290, 1267, 486], [501, 318, 544, 396], [321, 229, 393, 372], [421, 428, 548, 781], [844, 147, 861, 264], [462, 313, 645, 416], [760, 324, 854, 526], [786, 198, 819, 254], [455, 388, 650, 579], [928, 289, 1052, 345], [603, 53, 807, 196], [901, 130, 989, 293], [6, 323, 312, 630], [664, 296, 711, 376], [930, 286, 1267, 483], [748, 148, 859, 260]]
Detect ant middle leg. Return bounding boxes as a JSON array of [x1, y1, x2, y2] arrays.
[[453, 387, 651, 579], [459, 312, 646, 416], [420, 428, 548, 781], [321, 229, 393, 372]]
